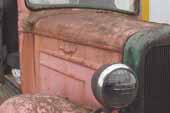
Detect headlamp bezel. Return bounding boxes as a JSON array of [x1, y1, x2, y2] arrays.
[[91, 63, 138, 109]]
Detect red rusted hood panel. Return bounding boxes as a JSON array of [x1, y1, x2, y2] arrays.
[[30, 9, 158, 52], [20, 9, 161, 110]]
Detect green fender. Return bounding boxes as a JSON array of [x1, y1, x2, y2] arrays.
[[121, 25, 170, 113]]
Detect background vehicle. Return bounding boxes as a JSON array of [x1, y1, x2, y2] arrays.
[[0, 0, 170, 113], [0, 0, 20, 104]]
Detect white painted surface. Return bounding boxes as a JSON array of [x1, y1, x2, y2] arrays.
[[115, 0, 135, 12], [150, 0, 170, 24], [29, 0, 136, 12]]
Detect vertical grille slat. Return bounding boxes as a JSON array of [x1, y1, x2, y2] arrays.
[[144, 45, 170, 113]]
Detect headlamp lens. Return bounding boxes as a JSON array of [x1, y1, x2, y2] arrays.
[[103, 69, 137, 108], [91, 64, 138, 109]]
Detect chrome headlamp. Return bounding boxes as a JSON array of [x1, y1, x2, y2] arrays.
[[91, 64, 138, 109]]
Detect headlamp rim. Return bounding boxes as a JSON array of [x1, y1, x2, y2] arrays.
[[94, 63, 137, 108]]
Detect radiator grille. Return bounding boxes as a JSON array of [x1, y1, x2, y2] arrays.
[[144, 45, 170, 113]]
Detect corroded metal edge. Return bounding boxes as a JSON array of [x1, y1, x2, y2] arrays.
[[122, 25, 170, 113]]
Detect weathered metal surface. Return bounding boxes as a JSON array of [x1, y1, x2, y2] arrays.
[[19, 9, 162, 110], [0, 94, 90, 113], [25, 9, 158, 52], [34, 35, 122, 108], [35, 31, 123, 109], [39, 36, 121, 70], [17, 1, 168, 111], [123, 25, 170, 75], [121, 25, 170, 113]]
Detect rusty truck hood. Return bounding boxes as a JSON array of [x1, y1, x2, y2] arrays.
[[21, 9, 162, 109], [24, 9, 158, 53]]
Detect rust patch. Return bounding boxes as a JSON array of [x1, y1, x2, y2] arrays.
[[23, 9, 160, 52], [38, 36, 122, 70], [0, 94, 91, 113], [59, 41, 77, 55]]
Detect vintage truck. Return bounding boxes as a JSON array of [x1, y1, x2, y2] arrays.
[[0, 0, 170, 113]]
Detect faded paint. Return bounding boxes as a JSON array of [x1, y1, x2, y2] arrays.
[[124, 25, 170, 76], [30, 9, 157, 52], [19, 9, 159, 110], [34, 34, 121, 108], [122, 25, 170, 113], [18, 1, 161, 111], [0, 94, 90, 113]]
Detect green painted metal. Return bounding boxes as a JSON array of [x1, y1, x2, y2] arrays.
[[122, 25, 170, 113], [123, 25, 170, 75]]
